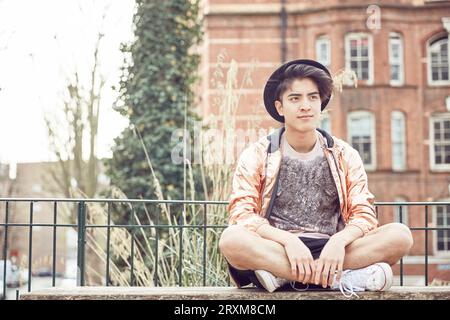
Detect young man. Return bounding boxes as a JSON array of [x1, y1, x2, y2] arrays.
[[219, 59, 413, 297]]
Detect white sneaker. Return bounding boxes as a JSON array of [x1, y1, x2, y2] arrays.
[[331, 263, 393, 298], [254, 269, 289, 293]]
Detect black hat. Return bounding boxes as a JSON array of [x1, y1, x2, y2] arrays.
[[263, 59, 332, 123]]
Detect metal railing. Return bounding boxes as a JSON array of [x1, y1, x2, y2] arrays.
[[0, 198, 449, 299], [375, 201, 450, 287], [0, 198, 230, 299]]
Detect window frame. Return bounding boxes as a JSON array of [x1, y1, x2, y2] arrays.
[[316, 35, 331, 68], [319, 111, 332, 134], [429, 113, 450, 172], [433, 200, 450, 257], [389, 32, 405, 86], [427, 36, 450, 86], [347, 110, 377, 171], [345, 32, 374, 85], [391, 111, 407, 171]]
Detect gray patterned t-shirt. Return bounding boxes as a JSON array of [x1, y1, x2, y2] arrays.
[[268, 132, 343, 238]]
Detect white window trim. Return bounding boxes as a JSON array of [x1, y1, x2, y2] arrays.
[[347, 110, 377, 171], [427, 36, 450, 86], [316, 36, 331, 68], [402, 256, 450, 264], [391, 111, 407, 171], [345, 32, 374, 85], [433, 199, 450, 257], [429, 113, 450, 172], [319, 111, 332, 134], [389, 32, 404, 86]]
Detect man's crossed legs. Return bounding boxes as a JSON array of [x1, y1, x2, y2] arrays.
[[219, 223, 413, 296]]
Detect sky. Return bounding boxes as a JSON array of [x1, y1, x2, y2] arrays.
[[0, 0, 136, 164]]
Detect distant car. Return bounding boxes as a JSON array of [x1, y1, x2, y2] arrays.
[[34, 268, 52, 277], [33, 267, 62, 277], [0, 260, 21, 288]]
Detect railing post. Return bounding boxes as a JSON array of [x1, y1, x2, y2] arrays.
[[52, 201, 57, 287], [2, 202, 9, 299], [154, 205, 159, 287], [130, 207, 135, 286], [425, 205, 429, 286], [203, 203, 207, 287], [399, 205, 403, 286], [27, 202, 34, 292], [178, 212, 183, 287], [77, 201, 86, 286], [106, 202, 111, 286]]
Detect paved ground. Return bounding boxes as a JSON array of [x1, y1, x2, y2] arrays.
[[4, 276, 76, 300], [19, 285, 450, 300]]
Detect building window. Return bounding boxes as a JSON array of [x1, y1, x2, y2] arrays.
[[430, 114, 450, 171], [348, 111, 376, 170], [8, 162, 16, 180], [389, 32, 404, 86], [316, 36, 331, 68], [391, 111, 406, 171], [319, 111, 331, 134], [428, 36, 449, 84], [435, 204, 450, 253], [345, 33, 373, 84], [394, 197, 409, 226]]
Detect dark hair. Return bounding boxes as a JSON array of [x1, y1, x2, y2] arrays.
[[274, 64, 333, 103]]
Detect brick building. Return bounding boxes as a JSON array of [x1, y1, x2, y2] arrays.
[[200, 0, 450, 284], [0, 162, 74, 278], [0, 161, 109, 283]]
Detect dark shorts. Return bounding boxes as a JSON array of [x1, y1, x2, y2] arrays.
[[227, 236, 329, 290]]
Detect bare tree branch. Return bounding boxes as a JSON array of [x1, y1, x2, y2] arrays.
[[44, 25, 108, 200]]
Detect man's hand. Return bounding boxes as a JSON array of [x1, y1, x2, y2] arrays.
[[282, 236, 315, 284], [314, 238, 346, 288]]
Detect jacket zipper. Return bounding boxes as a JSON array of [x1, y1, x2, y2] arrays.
[[259, 151, 269, 213], [329, 147, 346, 218], [264, 167, 281, 220]]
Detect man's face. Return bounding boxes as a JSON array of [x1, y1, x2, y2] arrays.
[[274, 78, 321, 133]]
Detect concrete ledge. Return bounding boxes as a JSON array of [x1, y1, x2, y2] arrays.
[[19, 286, 450, 300]]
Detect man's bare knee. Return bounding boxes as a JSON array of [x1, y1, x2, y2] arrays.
[[219, 225, 246, 255], [383, 223, 414, 264], [219, 225, 255, 269], [388, 223, 414, 251], [399, 224, 413, 253]]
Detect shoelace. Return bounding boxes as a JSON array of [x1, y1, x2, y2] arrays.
[[338, 277, 359, 298], [289, 281, 309, 292], [336, 269, 368, 298]]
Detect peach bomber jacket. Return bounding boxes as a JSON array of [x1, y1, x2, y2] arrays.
[[227, 127, 378, 235]]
